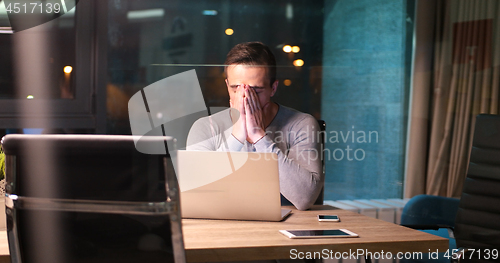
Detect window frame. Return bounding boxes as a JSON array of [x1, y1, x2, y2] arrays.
[[0, 0, 98, 129]]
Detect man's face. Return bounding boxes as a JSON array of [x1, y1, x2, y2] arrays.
[[225, 64, 277, 108]]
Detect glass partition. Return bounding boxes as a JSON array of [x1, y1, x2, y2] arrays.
[[1, 0, 415, 200], [0, 0, 94, 129], [104, 0, 413, 200]]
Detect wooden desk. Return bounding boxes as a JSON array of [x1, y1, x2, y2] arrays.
[[0, 205, 448, 263], [0, 230, 9, 263], [183, 205, 448, 262]]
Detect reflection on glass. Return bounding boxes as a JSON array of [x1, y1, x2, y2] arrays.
[[283, 45, 292, 53], [106, 0, 324, 134], [0, 1, 76, 100], [104, 0, 412, 202]]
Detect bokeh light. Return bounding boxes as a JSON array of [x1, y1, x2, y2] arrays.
[[293, 59, 304, 67], [64, 66, 73, 73]]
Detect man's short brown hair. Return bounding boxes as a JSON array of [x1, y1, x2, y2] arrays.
[[224, 42, 277, 85]]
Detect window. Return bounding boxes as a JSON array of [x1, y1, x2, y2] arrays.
[[2, 0, 414, 200], [104, 0, 414, 200], [0, 0, 96, 129]]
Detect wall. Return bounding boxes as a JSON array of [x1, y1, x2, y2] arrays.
[[322, 0, 412, 200]]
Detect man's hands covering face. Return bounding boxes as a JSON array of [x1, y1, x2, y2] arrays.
[[244, 87, 267, 143], [230, 85, 248, 143], [230, 85, 267, 144]]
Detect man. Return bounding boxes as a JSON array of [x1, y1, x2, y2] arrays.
[[187, 42, 322, 210]]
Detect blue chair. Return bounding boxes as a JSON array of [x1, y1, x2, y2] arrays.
[[401, 194, 460, 262]]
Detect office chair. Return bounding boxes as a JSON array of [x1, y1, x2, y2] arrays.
[[1, 134, 186, 263], [401, 114, 500, 262], [454, 114, 500, 260], [401, 195, 459, 263]]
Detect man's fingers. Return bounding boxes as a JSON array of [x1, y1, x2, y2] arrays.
[[245, 97, 253, 114], [251, 92, 260, 114], [248, 97, 258, 114], [240, 97, 246, 115], [243, 88, 256, 113], [244, 86, 250, 99], [251, 90, 260, 111], [237, 87, 246, 113], [244, 98, 252, 117], [244, 88, 254, 113]]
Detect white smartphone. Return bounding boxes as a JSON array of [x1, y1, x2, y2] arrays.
[[279, 229, 358, 239], [318, 215, 340, 222]]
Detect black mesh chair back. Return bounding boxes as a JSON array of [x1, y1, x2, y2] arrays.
[[455, 114, 500, 250], [1, 134, 185, 263]]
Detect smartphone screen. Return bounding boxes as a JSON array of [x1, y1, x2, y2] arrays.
[[287, 229, 350, 236], [318, 215, 339, 220]]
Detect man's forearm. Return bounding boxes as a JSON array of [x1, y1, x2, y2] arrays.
[[254, 136, 323, 210]]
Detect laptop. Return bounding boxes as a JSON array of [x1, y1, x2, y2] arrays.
[[176, 150, 292, 221]]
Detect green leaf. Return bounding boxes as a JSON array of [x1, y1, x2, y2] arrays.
[[0, 147, 5, 181]]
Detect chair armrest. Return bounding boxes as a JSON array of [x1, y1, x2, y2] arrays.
[[402, 224, 455, 240]]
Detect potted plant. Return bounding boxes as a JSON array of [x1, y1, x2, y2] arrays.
[[0, 148, 4, 181], [0, 147, 4, 195], [0, 147, 6, 230]]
